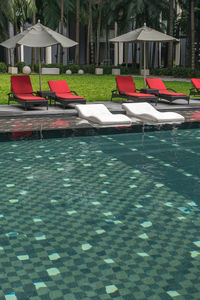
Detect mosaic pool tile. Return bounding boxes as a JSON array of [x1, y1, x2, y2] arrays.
[[167, 290, 180, 297], [5, 292, 18, 300], [190, 251, 200, 258], [33, 282, 47, 290], [35, 235, 46, 241], [67, 210, 77, 215], [17, 255, 29, 260], [105, 285, 118, 294], [81, 243, 92, 251], [48, 253, 60, 260], [188, 201, 198, 207], [47, 267, 60, 276], [137, 252, 150, 257], [33, 218, 42, 222], [96, 229, 106, 234], [91, 201, 101, 205], [138, 233, 149, 239], [1, 131, 200, 299], [193, 241, 200, 247], [135, 204, 143, 208], [104, 258, 114, 264], [141, 221, 152, 228]]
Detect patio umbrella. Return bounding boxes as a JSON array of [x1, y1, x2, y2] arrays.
[[0, 20, 78, 91], [110, 23, 178, 87]]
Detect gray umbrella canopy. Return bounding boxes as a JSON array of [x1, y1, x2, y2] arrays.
[[110, 24, 178, 86], [0, 21, 78, 90], [110, 24, 178, 43]]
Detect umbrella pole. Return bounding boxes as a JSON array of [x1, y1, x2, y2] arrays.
[[143, 41, 146, 88], [38, 48, 42, 91]]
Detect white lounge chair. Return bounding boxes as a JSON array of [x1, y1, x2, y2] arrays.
[[122, 102, 185, 123], [75, 104, 132, 125]]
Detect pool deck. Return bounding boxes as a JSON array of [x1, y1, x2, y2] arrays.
[[0, 99, 200, 139]]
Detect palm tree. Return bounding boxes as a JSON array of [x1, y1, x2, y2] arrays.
[[167, 0, 174, 69], [96, 0, 103, 65], [75, 0, 80, 64], [0, 0, 12, 41], [190, 0, 195, 71], [60, 0, 64, 64], [31, 0, 36, 71], [9, 0, 36, 63]]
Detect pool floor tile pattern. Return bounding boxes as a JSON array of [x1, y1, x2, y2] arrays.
[[0, 131, 200, 299]]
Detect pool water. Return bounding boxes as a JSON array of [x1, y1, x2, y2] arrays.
[[0, 129, 200, 300]]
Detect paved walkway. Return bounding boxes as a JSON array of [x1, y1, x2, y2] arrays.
[[0, 98, 200, 118]]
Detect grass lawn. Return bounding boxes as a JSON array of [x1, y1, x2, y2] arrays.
[[0, 74, 192, 105]]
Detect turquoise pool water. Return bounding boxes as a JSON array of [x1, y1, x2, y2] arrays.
[[0, 129, 200, 300]]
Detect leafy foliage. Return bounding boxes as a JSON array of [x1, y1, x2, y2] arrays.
[[0, 62, 7, 73]]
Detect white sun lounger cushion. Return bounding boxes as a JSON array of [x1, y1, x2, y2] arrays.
[[75, 104, 132, 125], [122, 103, 185, 122]]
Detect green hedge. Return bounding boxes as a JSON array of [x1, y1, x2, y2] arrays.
[[33, 63, 139, 75], [14, 61, 26, 73], [0, 62, 7, 73], [151, 66, 200, 78]]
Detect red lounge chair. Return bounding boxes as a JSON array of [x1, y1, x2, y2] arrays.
[[111, 76, 158, 103], [146, 78, 190, 104], [190, 78, 200, 98], [9, 75, 48, 110], [48, 80, 86, 108]]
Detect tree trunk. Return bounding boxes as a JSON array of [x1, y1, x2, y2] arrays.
[[31, 8, 36, 72], [190, 0, 195, 71], [75, 0, 80, 65], [152, 42, 156, 69], [96, 0, 102, 66], [14, 18, 18, 64], [89, 0, 94, 64], [66, 12, 70, 65], [60, 0, 64, 64], [86, 0, 92, 64], [167, 0, 173, 69]]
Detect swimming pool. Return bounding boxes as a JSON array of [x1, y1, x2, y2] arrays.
[[0, 128, 200, 299]]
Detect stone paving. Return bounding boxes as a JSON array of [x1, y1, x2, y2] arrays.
[[0, 100, 200, 139]]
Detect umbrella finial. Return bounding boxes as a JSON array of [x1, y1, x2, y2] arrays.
[[38, 19, 40, 23], [144, 22, 146, 27]]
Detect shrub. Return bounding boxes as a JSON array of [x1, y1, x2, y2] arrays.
[[0, 62, 7, 73], [171, 67, 195, 78], [81, 65, 95, 74], [14, 61, 26, 73], [151, 68, 171, 76]]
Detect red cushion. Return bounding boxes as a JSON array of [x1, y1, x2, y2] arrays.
[[56, 93, 84, 100], [11, 75, 33, 94], [158, 90, 187, 96], [48, 80, 71, 93], [16, 94, 46, 101], [116, 76, 136, 93], [146, 78, 167, 90], [191, 78, 200, 90], [125, 92, 155, 98]]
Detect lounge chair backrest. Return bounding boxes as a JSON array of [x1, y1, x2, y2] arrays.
[[116, 76, 136, 93], [11, 75, 33, 94], [146, 78, 167, 91], [48, 80, 71, 93], [76, 104, 110, 118], [191, 78, 200, 90]]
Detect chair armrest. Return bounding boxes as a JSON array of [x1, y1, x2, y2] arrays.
[[118, 89, 128, 95], [71, 90, 78, 96], [167, 88, 177, 93]]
